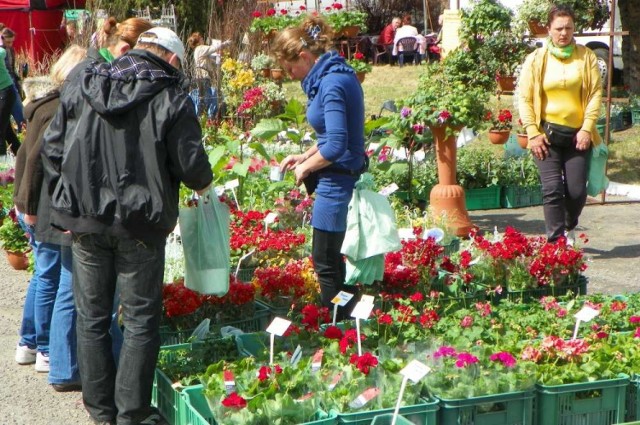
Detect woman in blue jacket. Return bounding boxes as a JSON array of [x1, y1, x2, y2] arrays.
[[274, 16, 365, 319]]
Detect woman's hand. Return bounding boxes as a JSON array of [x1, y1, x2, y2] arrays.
[[575, 130, 592, 151], [294, 163, 311, 186], [529, 134, 550, 160], [280, 154, 305, 172]]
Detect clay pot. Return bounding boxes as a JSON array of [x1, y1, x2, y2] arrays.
[[355, 71, 366, 83], [488, 130, 510, 145], [340, 25, 360, 38], [6, 250, 28, 270], [516, 133, 529, 149], [497, 75, 517, 92], [528, 20, 548, 36], [428, 125, 476, 238], [260, 68, 271, 78], [270, 68, 284, 81]]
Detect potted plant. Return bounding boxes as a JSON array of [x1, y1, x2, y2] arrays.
[[485, 108, 513, 144], [0, 208, 30, 270], [515, 0, 609, 35], [249, 8, 304, 38], [459, 0, 514, 49], [323, 6, 368, 37], [250, 53, 274, 78], [346, 51, 372, 83], [515, 118, 529, 149], [481, 33, 533, 90]]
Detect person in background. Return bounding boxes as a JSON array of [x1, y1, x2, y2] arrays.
[[13, 46, 87, 390], [0, 28, 20, 157], [393, 15, 425, 64], [378, 17, 401, 64], [1, 28, 24, 133], [186, 32, 230, 116], [518, 5, 602, 245], [42, 27, 213, 425], [274, 16, 365, 320]]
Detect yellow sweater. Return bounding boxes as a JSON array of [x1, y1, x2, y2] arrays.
[[518, 44, 602, 147]]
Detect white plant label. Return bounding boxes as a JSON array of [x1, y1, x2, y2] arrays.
[[351, 301, 374, 320], [360, 295, 375, 305], [331, 291, 354, 306], [214, 186, 225, 196], [266, 317, 292, 336], [397, 228, 416, 240], [574, 306, 599, 322], [225, 179, 240, 190], [400, 360, 432, 383], [379, 183, 399, 196]]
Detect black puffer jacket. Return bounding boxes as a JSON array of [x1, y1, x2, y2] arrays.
[[42, 49, 212, 245]]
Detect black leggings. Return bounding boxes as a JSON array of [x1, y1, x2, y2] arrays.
[[0, 85, 20, 156]]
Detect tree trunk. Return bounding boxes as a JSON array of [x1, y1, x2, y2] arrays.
[[619, 0, 640, 93]]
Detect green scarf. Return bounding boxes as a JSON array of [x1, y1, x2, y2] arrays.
[[546, 38, 575, 60], [98, 48, 115, 63]]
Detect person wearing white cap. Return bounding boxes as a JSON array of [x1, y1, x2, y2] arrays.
[[42, 26, 212, 425]]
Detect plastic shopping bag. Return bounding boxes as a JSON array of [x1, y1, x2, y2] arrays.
[[179, 188, 230, 295], [587, 143, 610, 197]]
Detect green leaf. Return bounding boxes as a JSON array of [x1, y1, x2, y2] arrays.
[[250, 119, 285, 140], [208, 145, 227, 169], [248, 142, 271, 161], [232, 161, 251, 178]]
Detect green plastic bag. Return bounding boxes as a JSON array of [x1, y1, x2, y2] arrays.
[[587, 143, 609, 197], [179, 188, 230, 295]]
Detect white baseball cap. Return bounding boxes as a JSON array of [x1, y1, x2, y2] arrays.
[[137, 27, 185, 64]]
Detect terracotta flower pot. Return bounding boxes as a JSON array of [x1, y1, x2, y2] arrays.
[[270, 68, 284, 81], [428, 125, 476, 238], [6, 250, 28, 270], [528, 20, 548, 36], [355, 71, 366, 83], [341, 25, 360, 38], [488, 130, 510, 145], [497, 75, 517, 92], [260, 68, 271, 78], [516, 133, 529, 149]]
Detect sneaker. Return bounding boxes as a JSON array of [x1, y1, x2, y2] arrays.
[[35, 352, 50, 373], [15, 344, 37, 365], [565, 229, 576, 247]]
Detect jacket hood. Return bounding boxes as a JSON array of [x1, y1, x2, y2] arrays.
[[22, 76, 59, 122], [81, 49, 189, 116], [301, 50, 354, 102]]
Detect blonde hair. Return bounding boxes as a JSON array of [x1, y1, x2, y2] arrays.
[[272, 16, 334, 63], [50, 45, 87, 86]]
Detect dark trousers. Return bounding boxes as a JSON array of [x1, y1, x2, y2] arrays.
[[312, 228, 358, 321], [0, 85, 20, 156], [534, 143, 589, 241], [72, 233, 165, 425]]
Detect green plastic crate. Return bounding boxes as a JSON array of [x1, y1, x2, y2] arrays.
[[501, 185, 543, 209], [182, 385, 338, 425], [506, 275, 587, 303], [437, 391, 534, 425], [371, 414, 415, 425], [632, 109, 640, 126], [337, 399, 439, 425], [256, 298, 294, 321], [160, 301, 270, 346], [535, 375, 629, 425], [465, 186, 502, 211], [625, 375, 640, 422]]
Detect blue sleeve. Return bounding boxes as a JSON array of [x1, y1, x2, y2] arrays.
[[318, 77, 349, 162]]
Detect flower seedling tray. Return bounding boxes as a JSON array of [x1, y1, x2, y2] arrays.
[[465, 186, 502, 211], [370, 413, 414, 425], [625, 375, 640, 422], [182, 385, 338, 425], [501, 185, 543, 209], [437, 390, 534, 425], [160, 301, 270, 346], [337, 398, 439, 425], [506, 275, 587, 304], [535, 374, 629, 425]]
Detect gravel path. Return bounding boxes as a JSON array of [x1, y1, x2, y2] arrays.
[[1, 201, 638, 424]]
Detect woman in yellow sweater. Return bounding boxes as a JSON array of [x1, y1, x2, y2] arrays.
[[518, 4, 602, 244]]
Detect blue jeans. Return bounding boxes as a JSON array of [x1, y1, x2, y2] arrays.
[[11, 84, 24, 132], [72, 233, 165, 425]]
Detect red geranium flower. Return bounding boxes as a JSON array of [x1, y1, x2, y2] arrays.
[[349, 352, 378, 375], [222, 392, 247, 409]]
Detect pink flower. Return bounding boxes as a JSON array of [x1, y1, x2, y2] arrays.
[[460, 315, 474, 328], [490, 351, 517, 368], [634, 328, 640, 339], [434, 346, 457, 359], [630, 316, 640, 324], [438, 110, 451, 123], [455, 352, 479, 368]]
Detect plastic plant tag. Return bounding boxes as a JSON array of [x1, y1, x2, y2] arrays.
[[379, 183, 399, 196], [311, 349, 324, 373], [296, 392, 314, 403], [331, 291, 354, 325], [328, 371, 343, 390], [572, 306, 600, 340], [349, 387, 381, 410], [190, 318, 211, 341], [400, 360, 431, 383], [225, 179, 240, 189], [397, 228, 416, 240], [351, 301, 374, 319], [214, 185, 225, 196], [290, 345, 303, 366], [267, 317, 291, 365], [423, 227, 445, 242], [264, 212, 278, 234], [270, 166, 284, 182], [224, 370, 236, 395], [360, 294, 375, 305]]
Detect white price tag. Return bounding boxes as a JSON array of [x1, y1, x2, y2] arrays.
[[360, 295, 375, 305], [398, 228, 416, 240], [574, 306, 599, 322], [266, 317, 292, 336], [225, 179, 240, 190], [214, 186, 225, 196], [379, 183, 399, 196], [331, 291, 354, 306], [264, 212, 278, 224], [350, 301, 374, 320], [400, 360, 431, 383]]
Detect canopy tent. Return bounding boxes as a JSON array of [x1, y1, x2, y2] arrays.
[[0, 0, 85, 64]]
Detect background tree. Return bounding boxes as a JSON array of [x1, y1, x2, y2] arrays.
[[618, 0, 639, 94]]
